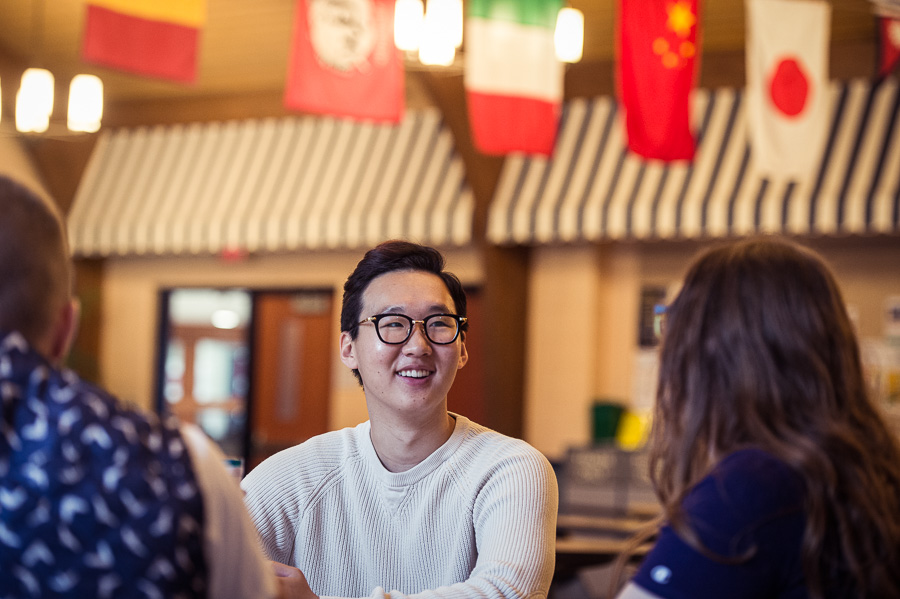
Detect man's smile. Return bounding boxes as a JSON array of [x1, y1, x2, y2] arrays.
[[397, 369, 431, 379]]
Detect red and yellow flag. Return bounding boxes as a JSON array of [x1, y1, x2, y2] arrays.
[[82, 0, 206, 83], [618, 0, 700, 161]]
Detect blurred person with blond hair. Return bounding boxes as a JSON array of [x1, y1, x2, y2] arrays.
[[0, 175, 280, 598]]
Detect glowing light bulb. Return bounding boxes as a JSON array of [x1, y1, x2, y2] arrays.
[[555, 8, 584, 64], [17, 68, 54, 133], [68, 74, 104, 133], [394, 0, 424, 51], [419, 0, 456, 66]]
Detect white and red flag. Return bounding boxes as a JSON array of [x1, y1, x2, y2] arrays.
[[746, 0, 831, 180], [284, 0, 404, 122]]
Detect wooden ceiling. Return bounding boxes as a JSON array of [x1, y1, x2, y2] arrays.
[[0, 0, 878, 108]]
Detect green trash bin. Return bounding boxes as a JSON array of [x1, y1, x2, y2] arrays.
[[591, 400, 624, 444]]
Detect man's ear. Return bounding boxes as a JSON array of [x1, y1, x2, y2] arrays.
[[48, 298, 80, 366], [457, 333, 468, 370], [339, 331, 358, 370]]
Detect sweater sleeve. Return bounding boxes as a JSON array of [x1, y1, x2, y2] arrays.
[[468, 448, 559, 599], [241, 446, 308, 566]]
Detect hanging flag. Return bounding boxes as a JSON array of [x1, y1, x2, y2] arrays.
[[82, 0, 205, 83], [284, 0, 404, 123], [464, 0, 564, 156], [746, 0, 831, 180], [877, 15, 900, 78], [618, 0, 700, 161]]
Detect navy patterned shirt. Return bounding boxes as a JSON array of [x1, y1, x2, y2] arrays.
[[0, 331, 208, 598]]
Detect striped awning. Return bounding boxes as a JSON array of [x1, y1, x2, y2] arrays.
[[487, 77, 900, 245], [68, 109, 474, 257]]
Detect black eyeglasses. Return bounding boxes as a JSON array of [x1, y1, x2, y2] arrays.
[[358, 313, 467, 345]]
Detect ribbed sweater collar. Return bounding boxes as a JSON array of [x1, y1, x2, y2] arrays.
[[356, 413, 470, 488]]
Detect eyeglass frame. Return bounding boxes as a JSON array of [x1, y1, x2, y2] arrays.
[[357, 313, 468, 345]]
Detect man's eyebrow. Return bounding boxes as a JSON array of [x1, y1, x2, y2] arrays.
[[377, 304, 453, 315]]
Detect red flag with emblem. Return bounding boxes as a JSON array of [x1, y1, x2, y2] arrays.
[[284, 0, 404, 123], [746, 0, 830, 180], [618, 0, 700, 161]]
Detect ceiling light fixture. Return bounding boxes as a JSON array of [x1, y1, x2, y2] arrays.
[[394, 0, 424, 52], [68, 74, 104, 133], [15, 68, 54, 133], [392, 0, 583, 67], [1, 0, 104, 135], [419, 0, 457, 66], [556, 7, 585, 64]]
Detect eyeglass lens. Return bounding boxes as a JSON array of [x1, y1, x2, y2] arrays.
[[376, 314, 460, 345]]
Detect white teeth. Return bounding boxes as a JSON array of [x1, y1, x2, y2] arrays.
[[398, 370, 429, 379]]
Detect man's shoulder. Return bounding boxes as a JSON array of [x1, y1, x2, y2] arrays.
[[459, 416, 548, 454], [0, 330, 178, 444], [244, 424, 366, 490], [278, 424, 363, 460], [57, 366, 181, 443], [442, 417, 558, 516], [453, 416, 554, 474]]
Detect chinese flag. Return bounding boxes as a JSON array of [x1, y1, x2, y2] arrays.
[[82, 0, 204, 83], [878, 16, 900, 79], [618, 0, 700, 161], [284, 0, 404, 123], [746, 0, 830, 180]]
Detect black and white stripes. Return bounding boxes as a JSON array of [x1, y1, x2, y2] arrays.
[[68, 110, 474, 257], [488, 77, 900, 245], [67, 78, 899, 255]]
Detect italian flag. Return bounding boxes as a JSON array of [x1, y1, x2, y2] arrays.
[[82, 0, 205, 83], [464, 0, 564, 156]]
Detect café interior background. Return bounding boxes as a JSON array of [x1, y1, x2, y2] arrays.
[[1, 0, 899, 464]]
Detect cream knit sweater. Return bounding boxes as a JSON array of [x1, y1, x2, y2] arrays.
[[243, 415, 558, 599]]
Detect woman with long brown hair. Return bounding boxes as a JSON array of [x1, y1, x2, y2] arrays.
[[617, 238, 900, 598]]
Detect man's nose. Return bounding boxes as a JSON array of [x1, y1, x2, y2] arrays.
[[403, 321, 432, 353]]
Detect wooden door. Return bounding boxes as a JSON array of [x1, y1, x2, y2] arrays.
[[249, 291, 333, 470]]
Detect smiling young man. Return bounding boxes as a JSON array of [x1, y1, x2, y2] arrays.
[[242, 241, 558, 599]]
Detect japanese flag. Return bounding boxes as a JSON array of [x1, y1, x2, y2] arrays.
[[746, 0, 831, 180]]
